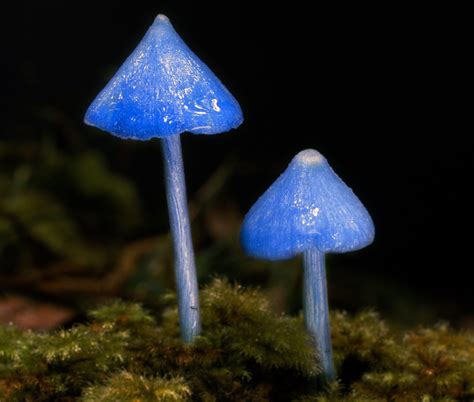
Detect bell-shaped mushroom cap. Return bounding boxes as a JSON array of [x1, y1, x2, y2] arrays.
[[240, 149, 375, 260], [85, 14, 243, 140]]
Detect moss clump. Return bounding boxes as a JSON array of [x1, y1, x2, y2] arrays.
[[1, 279, 474, 401], [0, 279, 317, 401], [329, 311, 474, 401]]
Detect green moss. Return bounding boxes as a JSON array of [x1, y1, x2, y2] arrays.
[[1, 280, 473, 401], [351, 323, 474, 401], [0, 279, 317, 401], [82, 373, 191, 402]]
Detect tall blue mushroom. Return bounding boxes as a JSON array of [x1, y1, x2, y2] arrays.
[[85, 14, 243, 343], [240, 149, 374, 381]]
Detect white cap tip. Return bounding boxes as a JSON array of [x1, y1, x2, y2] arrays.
[[294, 149, 325, 166], [154, 14, 170, 24]]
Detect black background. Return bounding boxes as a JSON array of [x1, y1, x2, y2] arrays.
[[1, 2, 472, 322]]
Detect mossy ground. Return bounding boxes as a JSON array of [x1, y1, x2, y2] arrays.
[[1, 279, 473, 401]]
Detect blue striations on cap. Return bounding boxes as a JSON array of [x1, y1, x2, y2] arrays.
[[240, 149, 375, 260], [85, 14, 243, 140]]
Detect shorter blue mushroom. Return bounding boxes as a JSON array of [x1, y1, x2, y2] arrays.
[[240, 149, 375, 381]]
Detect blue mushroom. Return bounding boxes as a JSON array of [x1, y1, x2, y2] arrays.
[[85, 14, 243, 343], [240, 149, 374, 381]]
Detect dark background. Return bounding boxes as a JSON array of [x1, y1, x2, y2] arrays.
[[1, 2, 471, 327]]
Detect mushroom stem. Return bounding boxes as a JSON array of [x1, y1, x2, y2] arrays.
[[161, 135, 201, 343], [302, 248, 335, 381]]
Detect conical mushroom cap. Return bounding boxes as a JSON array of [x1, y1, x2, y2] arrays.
[[240, 150, 375, 260], [85, 14, 243, 140]]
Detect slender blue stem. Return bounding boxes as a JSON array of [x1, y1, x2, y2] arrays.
[[161, 135, 201, 343], [302, 248, 335, 382]]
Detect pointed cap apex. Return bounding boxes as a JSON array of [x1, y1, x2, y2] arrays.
[[294, 149, 326, 166], [154, 14, 170, 23]]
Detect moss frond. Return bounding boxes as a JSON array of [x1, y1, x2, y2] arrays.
[[88, 299, 157, 328], [82, 372, 191, 402]]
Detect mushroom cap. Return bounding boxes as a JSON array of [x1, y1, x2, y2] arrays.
[[240, 149, 375, 260], [85, 14, 243, 140]]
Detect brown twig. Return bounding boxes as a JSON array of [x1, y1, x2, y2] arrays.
[[36, 236, 164, 295]]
